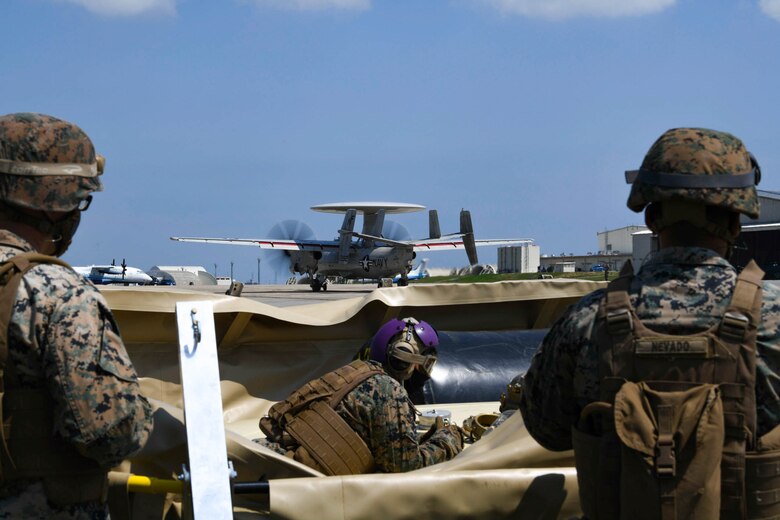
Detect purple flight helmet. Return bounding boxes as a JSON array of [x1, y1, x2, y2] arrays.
[[370, 317, 439, 381]]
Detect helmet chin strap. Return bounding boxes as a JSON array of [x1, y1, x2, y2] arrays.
[[47, 211, 80, 256], [0, 202, 81, 256]]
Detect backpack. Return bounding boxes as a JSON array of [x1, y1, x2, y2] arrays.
[[573, 260, 780, 519]]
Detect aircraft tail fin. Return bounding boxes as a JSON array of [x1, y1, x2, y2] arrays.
[[428, 210, 441, 239], [460, 209, 478, 265], [339, 208, 356, 263], [418, 258, 429, 275], [371, 209, 386, 238]]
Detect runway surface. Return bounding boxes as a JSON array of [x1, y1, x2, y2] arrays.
[[179, 283, 382, 307]]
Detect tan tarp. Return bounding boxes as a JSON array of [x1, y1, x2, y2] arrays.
[[101, 280, 597, 519]]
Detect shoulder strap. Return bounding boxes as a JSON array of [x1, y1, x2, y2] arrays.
[[602, 261, 635, 337], [0, 253, 72, 372], [326, 360, 385, 406], [718, 260, 764, 343]]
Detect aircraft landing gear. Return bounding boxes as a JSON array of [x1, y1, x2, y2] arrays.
[[397, 275, 409, 287], [310, 276, 328, 292]]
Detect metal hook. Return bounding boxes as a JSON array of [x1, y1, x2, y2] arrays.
[[185, 308, 201, 358]]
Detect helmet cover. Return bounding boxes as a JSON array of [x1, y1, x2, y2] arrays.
[[626, 128, 759, 219], [0, 113, 103, 212]]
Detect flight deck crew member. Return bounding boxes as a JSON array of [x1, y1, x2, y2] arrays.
[[0, 113, 153, 519], [258, 317, 463, 474], [519, 128, 780, 519]]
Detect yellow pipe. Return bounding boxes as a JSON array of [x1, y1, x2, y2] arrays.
[[127, 475, 183, 494]]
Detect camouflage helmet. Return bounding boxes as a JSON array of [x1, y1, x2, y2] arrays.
[[626, 128, 760, 219], [0, 113, 104, 212]]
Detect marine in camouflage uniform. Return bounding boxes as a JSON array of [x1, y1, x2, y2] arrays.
[[259, 318, 463, 473], [519, 128, 780, 449], [521, 247, 780, 450], [0, 113, 153, 519]]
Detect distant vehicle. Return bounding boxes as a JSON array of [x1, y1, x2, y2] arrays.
[[590, 264, 607, 272], [151, 276, 176, 286], [73, 259, 153, 285], [393, 258, 430, 283], [171, 202, 532, 292]]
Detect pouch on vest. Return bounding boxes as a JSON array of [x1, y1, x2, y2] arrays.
[[286, 400, 374, 475], [745, 423, 780, 518], [573, 402, 621, 520], [614, 380, 724, 520]]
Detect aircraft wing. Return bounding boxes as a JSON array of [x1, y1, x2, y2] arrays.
[[170, 236, 340, 252], [411, 237, 533, 252], [94, 266, 124, 274]]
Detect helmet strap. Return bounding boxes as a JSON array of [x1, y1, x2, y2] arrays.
[[0, 202, 81, 256], [49, 211, 81, 256]]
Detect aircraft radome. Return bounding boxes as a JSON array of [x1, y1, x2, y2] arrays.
[[170, 202, 532, 292]]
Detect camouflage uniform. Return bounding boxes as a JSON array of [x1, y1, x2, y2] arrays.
[[520, 128, 769, 453], [0, 230, 153, 519], [520, 246, 780, 451], [0, 113, 153, 519], [261, 361, 463, 472]]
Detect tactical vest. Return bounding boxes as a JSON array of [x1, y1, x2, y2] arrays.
[[259, 360, 383, 476], [572, 259, 780, 520], [0, 252, 107, 505]]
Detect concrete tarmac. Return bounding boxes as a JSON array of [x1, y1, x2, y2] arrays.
[[182, 283, 380, 307]]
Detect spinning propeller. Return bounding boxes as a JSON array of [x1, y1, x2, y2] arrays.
[[111, 258, 128, 280], [264, 220, 316, 277], [381, 220, 411, 242]]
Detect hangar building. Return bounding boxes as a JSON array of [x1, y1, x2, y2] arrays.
[[148, 266, 218, 286], [632, 190, 780, 276]]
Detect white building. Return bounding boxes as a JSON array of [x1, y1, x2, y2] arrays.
[[597, 225, 647, 255], [497, 244, 540, 274]]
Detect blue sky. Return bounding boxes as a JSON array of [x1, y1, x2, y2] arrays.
[[2, 0, 780, 282]]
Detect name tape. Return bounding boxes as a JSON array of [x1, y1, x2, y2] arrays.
[[635, 337, 710, 356]]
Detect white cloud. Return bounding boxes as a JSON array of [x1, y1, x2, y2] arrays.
[[759, 0, 780, 21], [62, 0, 176, 16], [249, 0, 370, 11], [481, 0, 676, 20]]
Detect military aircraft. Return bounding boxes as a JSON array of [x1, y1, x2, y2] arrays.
[[170, 202, 532, 291], [73, 259, 154, 285]]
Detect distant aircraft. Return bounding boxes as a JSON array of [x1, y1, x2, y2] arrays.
[[393, 258, 430, 283], [73, 259, 153, 285], [171, 202, 532, 292]]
